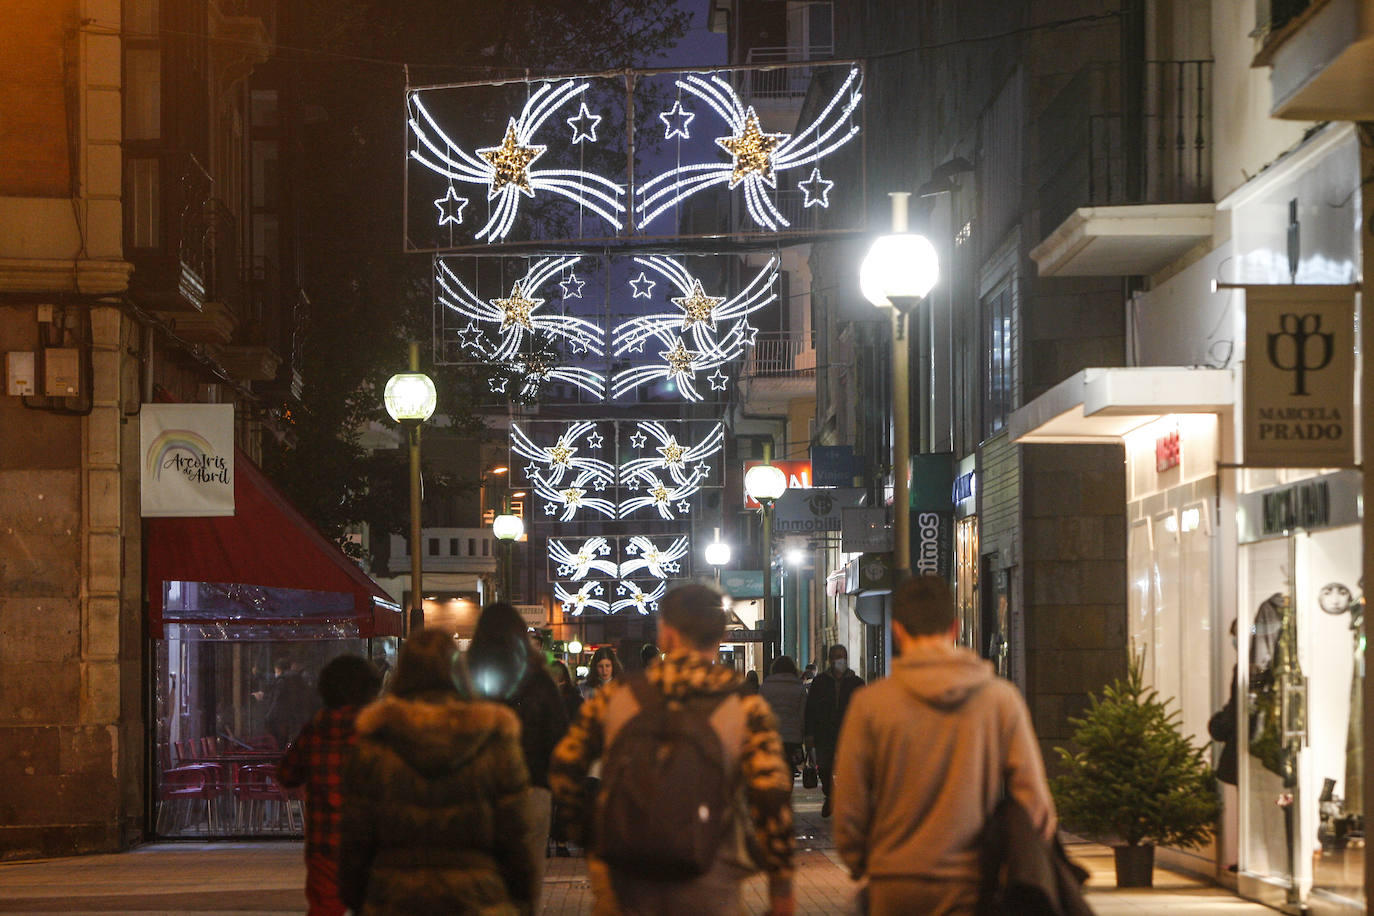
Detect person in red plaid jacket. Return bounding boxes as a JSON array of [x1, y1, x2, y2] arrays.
[[279, 655, 381, 916]]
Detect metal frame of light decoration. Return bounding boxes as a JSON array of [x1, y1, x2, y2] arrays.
[[408, 79, 626, 243], [437, 256, 608, 399], [404, 60, 866, 252], [610, 257, 775, 401]]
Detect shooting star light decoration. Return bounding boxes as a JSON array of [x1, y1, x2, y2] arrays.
[[610, 257, 777, 400], [409, 80, 625, 241], [619, 535, 689, 579], [555, 581, 609, 617], [612, 580, 666, 615], [636, 68, 862, 231], [510, 421, 614, 487], [619, 421, 723, 491], [549, 537, 618, 581], [437, 256, 607, 399]]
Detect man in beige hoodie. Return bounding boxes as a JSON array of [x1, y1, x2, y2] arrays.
[[833, 575, 1056, 915]]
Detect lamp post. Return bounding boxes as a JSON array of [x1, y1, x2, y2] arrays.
[[704, 527, 731, 584], [744, 460, 787, 670], [859, 192, 939, 582], [492, 508, 524, 602], [385, 342, 438, 637]]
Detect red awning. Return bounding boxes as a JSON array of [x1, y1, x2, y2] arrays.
[[146, 448, 402, 638]]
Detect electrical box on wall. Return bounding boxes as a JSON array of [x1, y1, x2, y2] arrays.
[[43, 348, 80, 397], [6, 352, 36, 395]]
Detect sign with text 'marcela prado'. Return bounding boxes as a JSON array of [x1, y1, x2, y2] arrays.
[[140, 403, 235, 517], [1243, 285, 1355, 468]]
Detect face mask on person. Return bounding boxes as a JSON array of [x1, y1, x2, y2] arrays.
[[831, 658, 847, 674]]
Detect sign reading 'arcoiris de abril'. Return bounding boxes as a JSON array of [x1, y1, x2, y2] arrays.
[[140, 403, 235, 517], [1243, 285, 1355, 468]]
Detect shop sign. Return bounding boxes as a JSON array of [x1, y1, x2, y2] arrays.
[[140, 403, 235, 517], [1236, 469, 1362, 543], [514, 604, 548, 627], [743, 459, 812, 508], [722, 627, 778, 643], [811, 445, 861, 486], [773, 487, 865, 534], [719, 569, 781, 599], [1155, 427, 1180, 472], [953, 454, 977, 519], [1243, 285, 1356, 467], [841, 507, 891, 553], [910, 452, 954, 510], [845, 552, 892, 595], [914, 511, 954, 580]]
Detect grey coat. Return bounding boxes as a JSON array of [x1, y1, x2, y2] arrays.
[[759, 672, 807, 744]]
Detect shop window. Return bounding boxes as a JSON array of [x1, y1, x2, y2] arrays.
[[981, 281, 1016, 439]]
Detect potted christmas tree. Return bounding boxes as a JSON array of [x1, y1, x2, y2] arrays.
[[1051, 655, 1220, 887]]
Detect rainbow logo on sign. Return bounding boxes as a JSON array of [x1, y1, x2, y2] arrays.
[[145, 429, 216, 479]]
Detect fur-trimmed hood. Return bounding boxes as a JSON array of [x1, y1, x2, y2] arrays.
[[355, 693, 520, 776]]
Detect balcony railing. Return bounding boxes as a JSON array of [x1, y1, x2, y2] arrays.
[[1038, 60, 1212, 234], [741, 45, 835, 100], [742, 332, 817, 378]]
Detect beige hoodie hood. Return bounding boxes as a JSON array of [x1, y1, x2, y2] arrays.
[[890, 646, 994, 710]]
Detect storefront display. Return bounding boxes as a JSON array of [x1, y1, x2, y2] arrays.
[[1238, 470, 1364, 912]]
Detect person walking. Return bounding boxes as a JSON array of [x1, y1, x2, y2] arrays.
[[549, 659, 584, 722], [833, 576, 1056, 915], [549, 583, 796, 916], [469, 603, 570, 913], [804, 643, 864, 817], [278, 655, 382, 916], [339, 629, 535, 915], [760, 656, 807, 782], [582, 646, 623, 700]]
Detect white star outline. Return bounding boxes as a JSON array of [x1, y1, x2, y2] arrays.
[[566, 102, 601, 144], [434, 186, 469, 226], [797, 167, 835, 208], [659, 101, 695, 139], [629, 272, 656, 299]]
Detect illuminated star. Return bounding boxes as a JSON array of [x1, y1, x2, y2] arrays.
[[592, 477, 607, 492], [561, 487, 586, 507], [586, 431, 604, 450], [548, 442, 577, 467], [660, 340, 698, 376], [707, 369, 729, 391], [739, 323, 760, 346], [694, 463, 710, 475], [456, 322, 484, 351], [569, 339, 587, 355], [524, 463, 540, 478], [660, 101, 695, 139], [629, 431, 647, 449], [544, 502, 558, 516], [492, 282, 543, 331], [656, 439, 685, 467], [650, 483, 670, 504], [715, 107, 787, 189], [434, 187, 469, 226], [559, 272, 585, 299], [797, 168, 834, 208], [626, 478, 641, 491], [626, 339, 645, 354], [489, 376, 509, 393], [477, 120, 546, 198], [629, 272, 656, 299], [671, 279, 725, 330], [677, 500, 692, 514], [566, 103, 601, 144]]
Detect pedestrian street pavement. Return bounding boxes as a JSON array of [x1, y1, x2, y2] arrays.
[[0, 786, 1278, 914]]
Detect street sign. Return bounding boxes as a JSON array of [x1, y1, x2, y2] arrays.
[[842, 507, 891, 553], [514, 604, 548, 627]]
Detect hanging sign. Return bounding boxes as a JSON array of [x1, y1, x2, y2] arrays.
[[140, 404, 235, 517], [772, 487, 866, 534], [1243, 285, 1355, 468]]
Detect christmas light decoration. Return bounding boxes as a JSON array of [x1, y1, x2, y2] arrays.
[[549, 537, 618, 580], [619, 421, 723, 491], [636, 67, 862, 231], [566, 102, 601, 144], [608, 257, 776, 401], [559, 272, 585, 299], [408, 80, 626, 242], [797, 167, 834, 208], [629, 272, 656, 298], [619, 535, 689, 579], [436, 256, 607, 399], [434, 187, 469, 226], [510, 421, 613, 487], [618, 467, 709, 520], [612, 579, 665, 615], [534, 468, 617, 521], [555, 581, 609, 616]]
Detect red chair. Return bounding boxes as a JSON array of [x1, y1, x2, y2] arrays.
[[155, 763, 225, 835], [234, 764, 296, 833]]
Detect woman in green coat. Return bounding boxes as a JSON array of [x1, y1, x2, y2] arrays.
[[340, 629, 536, 915]]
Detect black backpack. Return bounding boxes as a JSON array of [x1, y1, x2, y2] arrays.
[[594, 673, 740, 879]]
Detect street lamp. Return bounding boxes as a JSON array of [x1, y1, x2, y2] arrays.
[[744, 460, 787, 669], [704, 527, 731, 584], [492, 509, 523, 602], [860, 192, 939, 582], [385, 342, 437, 637]]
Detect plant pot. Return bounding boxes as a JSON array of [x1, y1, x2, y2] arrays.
[[1113, 844, 1155, 887]]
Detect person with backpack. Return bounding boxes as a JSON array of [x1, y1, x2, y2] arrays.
[[832, 576, 1056, 915], [549, 583, 795, 916]]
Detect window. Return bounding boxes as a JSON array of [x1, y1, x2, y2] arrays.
[[427, 538, 439, 556], [482, 539, 490, 557], [468, 538, 476, 556], [981, 281, 1015, 438], [449, 538, 459, 556]]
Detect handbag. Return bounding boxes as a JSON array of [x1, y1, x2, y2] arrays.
[[801, 750, 819, 789]]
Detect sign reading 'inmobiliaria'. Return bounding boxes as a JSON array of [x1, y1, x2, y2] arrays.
[[1243, 285, 1355, 468]]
